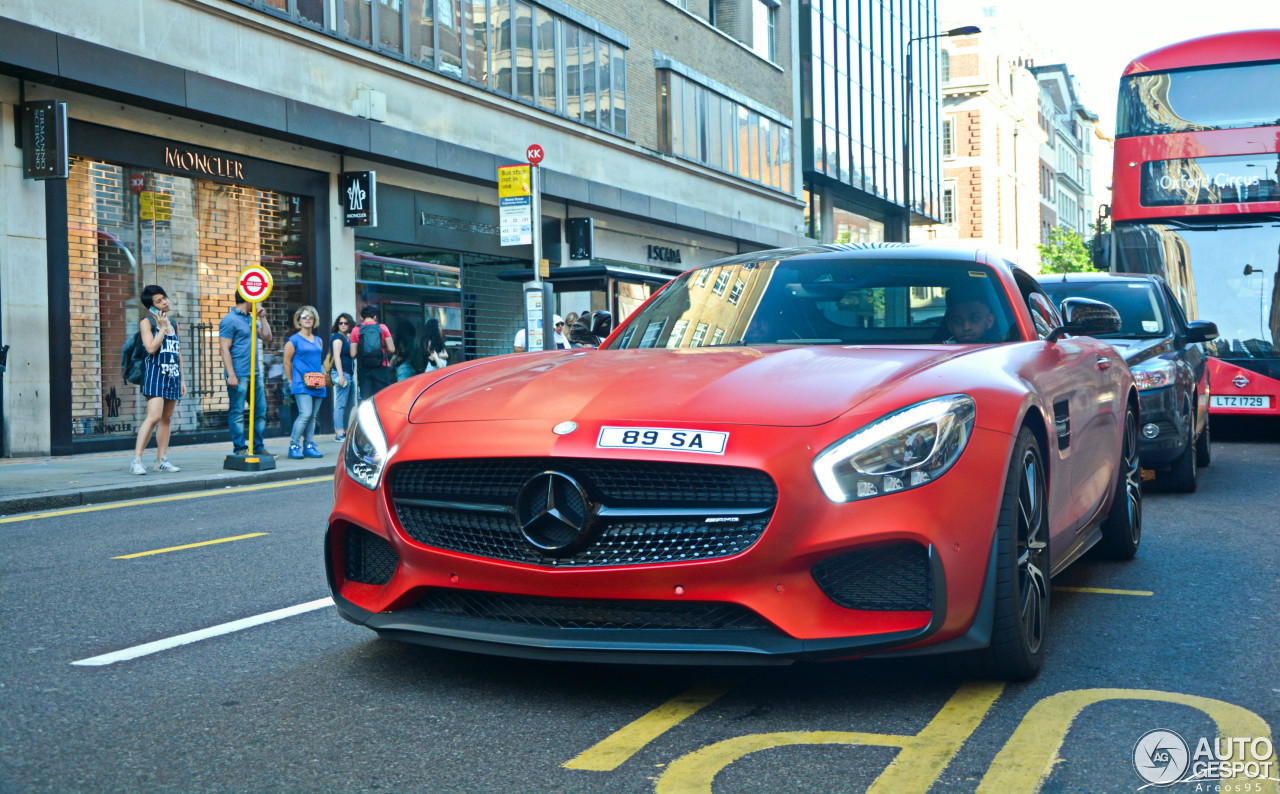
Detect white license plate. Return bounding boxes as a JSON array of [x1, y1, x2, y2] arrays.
[[597, 427, 729, 455], [1210, 395, 1269, 409]]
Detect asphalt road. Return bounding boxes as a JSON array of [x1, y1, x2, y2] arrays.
[[1, 422, 1276, 793]]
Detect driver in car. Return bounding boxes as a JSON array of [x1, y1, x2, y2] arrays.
[[945, 284, 1003, 344]]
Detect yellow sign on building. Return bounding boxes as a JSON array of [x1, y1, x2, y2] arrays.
[[498, 164, 532, 198]]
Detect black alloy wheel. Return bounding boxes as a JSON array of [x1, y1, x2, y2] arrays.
[[1096, 406, 1143, 560], [1157, 414, 1197, 493], [1195, 410, 1212, 467], [963, 427, 1048, 680]]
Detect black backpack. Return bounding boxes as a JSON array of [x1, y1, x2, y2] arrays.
[[121, 315, 159, 386], [356, 323, 385, 369]]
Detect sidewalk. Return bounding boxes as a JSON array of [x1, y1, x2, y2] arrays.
[[0, 435, 340, 516]]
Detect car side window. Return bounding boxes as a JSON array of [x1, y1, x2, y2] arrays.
[[1162, 285, 1189, 335], [1013, 270, 1061, 340]]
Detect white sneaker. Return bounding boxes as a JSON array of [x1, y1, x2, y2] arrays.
[[155, 457, 181, 473], [130, 457, 147, 475]]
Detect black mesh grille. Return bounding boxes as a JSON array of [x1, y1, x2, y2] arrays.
[[811, 544, 933, 611], [390, 459, 776, 567], [414, 589, 772, 630], [344, 527, 400, 585]]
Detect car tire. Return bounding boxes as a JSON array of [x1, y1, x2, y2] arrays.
[[1157, 419, 1197, 493], [961, 427, 1049, 681], [1095, 406, 1143, 560], [1195, 413, 1211, 467]]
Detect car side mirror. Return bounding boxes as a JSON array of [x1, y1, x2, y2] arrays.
[[1047, 297, 1122, 343], [1185, 320, 1219, 343]]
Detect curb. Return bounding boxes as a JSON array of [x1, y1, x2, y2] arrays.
[[0, 464, 337, 516]]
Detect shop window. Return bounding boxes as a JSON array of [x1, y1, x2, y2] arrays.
[[65, 156, 306, 443]]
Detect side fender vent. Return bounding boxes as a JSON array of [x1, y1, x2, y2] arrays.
[[1053, 399, 1071, 450]]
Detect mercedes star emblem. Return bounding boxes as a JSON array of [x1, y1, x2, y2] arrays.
[[1233, 374, 1249, 389], [515, 471, 597, 555]]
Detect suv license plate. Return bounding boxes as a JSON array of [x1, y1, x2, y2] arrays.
[[1210, 395, 1269, 409]]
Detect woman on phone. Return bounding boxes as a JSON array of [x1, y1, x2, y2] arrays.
[[282, 305, 326, 459], [130, 285, 184, 475]]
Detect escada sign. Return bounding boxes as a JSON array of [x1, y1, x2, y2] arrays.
[[163, 146, 245, 181], [647, 245, 682, 264]]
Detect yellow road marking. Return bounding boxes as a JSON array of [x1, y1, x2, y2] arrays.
[[564, 684, 734, 772], [0, 476, 332, 524], [978, 689, 1276, 793], [652, 681, 1006, 793], [1053, 586, 1153, 596], [113, 532, 268, 559]]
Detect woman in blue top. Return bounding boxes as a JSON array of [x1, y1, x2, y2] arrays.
[[130, 285, 185, 475], [282, 305, 327, 459]]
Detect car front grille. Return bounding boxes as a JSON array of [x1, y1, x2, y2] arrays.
[[413, 588, 772, 631], [811, 543, 934, 611], [390, 458, 776, 567], [344, 526, 400, 585]]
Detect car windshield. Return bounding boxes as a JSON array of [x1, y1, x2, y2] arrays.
[[1039, 280, 1167, 338], [607, 255, 1017, 349]]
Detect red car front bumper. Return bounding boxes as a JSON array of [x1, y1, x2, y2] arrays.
[[325, 419, 1013, 664]]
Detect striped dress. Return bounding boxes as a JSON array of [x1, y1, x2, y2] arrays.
[[142, 323, 182, 400]]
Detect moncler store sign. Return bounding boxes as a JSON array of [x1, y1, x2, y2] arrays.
[[341, 171, 377, 227]]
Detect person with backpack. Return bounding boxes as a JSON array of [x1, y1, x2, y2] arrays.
[[218, 292, 274, 456], [129, 285, 184, 475], [349, 305, 394, 400]]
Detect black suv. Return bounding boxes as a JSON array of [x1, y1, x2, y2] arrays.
[[1037, 273, 1218, 492]]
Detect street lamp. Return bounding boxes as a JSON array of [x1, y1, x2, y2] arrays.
[[901, 25, 981, 242]]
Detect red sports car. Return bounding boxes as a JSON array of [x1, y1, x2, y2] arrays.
[[326, 244, 1142, 679]]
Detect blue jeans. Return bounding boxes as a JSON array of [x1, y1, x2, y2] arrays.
[[227, 378, 267, 452], [332, 378, 354, 434], [290, 393, 322, 447]]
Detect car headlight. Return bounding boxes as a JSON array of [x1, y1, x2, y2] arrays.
[[1130, 359, 1174, 391], [344, 399, 389, 490], [813, 394, 976, 502]]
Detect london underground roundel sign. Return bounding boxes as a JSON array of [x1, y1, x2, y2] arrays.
[[237, 266, 273, 303]]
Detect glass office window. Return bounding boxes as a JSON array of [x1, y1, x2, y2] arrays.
[[341, 0, 372, 45], [563, 24, 580, 120], [611, 45, 626, 135], [514, 1, 533, 101], [536, 7, 557, 111], [378, 0, 403, 53], [437, 0, 463, 78], [410, 0, 434, 66], [492, 0, 511, 93], [667, 74, 683, 156], [581, 36, 597, 126], [598, 41, 611, 129], [468, 0, 489, 87]]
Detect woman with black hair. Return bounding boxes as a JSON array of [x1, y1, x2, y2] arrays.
[[130, 285, 184, 475], [422, 318, 449, 370], [330, 312, 356, 442], [390, 321, 423, 382]]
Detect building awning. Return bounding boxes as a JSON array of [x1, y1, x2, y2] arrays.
[[497, 264, 675, 291]]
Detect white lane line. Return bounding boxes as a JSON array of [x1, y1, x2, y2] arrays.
[[71, 597, 334, 667]]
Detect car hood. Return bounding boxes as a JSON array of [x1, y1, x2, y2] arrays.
[[408, 346, 971, 427], [1099, 336, 1172, 364]]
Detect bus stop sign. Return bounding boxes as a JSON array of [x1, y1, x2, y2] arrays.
[[237, 266, 273, 303]]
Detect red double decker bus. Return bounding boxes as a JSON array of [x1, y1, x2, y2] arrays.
[[1108, 30, 1280, 418]]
